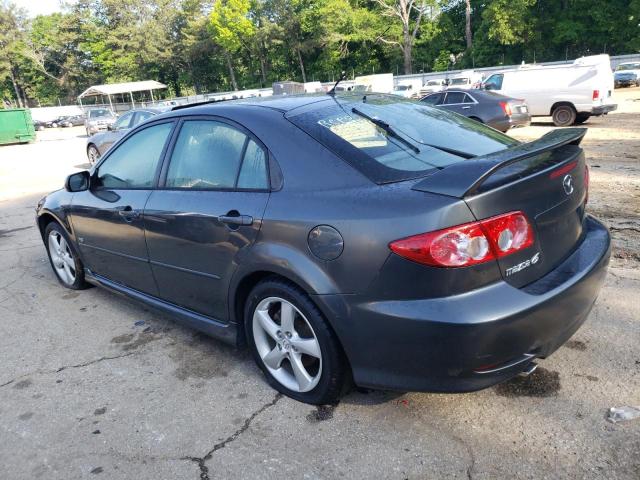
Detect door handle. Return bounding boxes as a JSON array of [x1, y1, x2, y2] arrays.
[[218, 214, 253, 226], [462, 106, 471, 110], [118, 206, 140, 221]]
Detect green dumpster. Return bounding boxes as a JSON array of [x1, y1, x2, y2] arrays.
[[0, 109, 36, 145]]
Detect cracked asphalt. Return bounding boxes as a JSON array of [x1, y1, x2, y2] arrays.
[[1, 91, 639, 480]]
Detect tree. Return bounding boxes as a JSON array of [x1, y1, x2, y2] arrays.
[[209, 0, 255, 90], [464, 0, 471, 50], [0, 2, 29, 107], [373, 0, 437, 74]]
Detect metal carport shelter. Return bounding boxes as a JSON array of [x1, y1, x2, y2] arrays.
[[77, 80, 167, 110]]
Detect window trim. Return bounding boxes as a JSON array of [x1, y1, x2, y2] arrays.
[[91, 119, 177, 191], [157, 115, 272, 193], [441, 91, 479, 106]]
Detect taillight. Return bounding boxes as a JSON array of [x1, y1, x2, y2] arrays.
[[499, 101, 512, 116], [584, 164, 590, 204], [389, 211, 534, 268], [592, 89, 600, 100]]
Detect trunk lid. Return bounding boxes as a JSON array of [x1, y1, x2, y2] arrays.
[[412, 128, 588, 287]]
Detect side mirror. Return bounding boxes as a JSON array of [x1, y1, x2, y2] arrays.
[[65, 171, 91, 192]]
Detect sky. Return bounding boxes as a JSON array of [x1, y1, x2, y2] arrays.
[[11, 0, 74, 17]]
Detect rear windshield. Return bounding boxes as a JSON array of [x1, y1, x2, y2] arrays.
[[287, 96, 517, 183]]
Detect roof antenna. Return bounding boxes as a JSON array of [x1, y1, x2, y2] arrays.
[[328, 71, 347, 96]]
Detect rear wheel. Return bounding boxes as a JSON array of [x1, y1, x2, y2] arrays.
[[575, 113, 591, 125], [552, 105, 577, 127], [245, 278, 347, 404], [44, 222, 88, 290], [87, 145, 100, 165]]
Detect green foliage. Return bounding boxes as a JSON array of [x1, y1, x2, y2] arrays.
[[0, 0, 638, 106]]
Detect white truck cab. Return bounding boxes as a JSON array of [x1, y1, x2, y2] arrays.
[[482, 54, 617, 126]]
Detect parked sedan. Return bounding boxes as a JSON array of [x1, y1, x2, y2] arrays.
[[36, 94, 610, 404], [59, 114, 86, 127], [421, 89, 530, 132], [86, 108, 167, 164]]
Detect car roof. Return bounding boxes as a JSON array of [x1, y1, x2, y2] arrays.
[[168, 93, 372, 116]]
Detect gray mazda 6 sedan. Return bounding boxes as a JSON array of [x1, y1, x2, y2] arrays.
[[36, 94, 610, 404]]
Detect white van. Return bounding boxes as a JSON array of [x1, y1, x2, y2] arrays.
[[354, 73, 394, 93], [448, 70, 483, 90], [482, 54, 617, 126]]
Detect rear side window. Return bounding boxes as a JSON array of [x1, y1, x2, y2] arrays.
[[166, 120, 268, 190], [444, 92, 466, 104], [288, 97, 517, 184], [97, 122, 173, 189]]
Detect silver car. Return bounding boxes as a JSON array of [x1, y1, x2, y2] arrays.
[[84, 108, 117, 136], [86, 108, 167, 164]]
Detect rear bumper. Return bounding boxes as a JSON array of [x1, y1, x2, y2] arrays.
[[491, 113, 531, 131], [318, 216, 610, 392], [591, 104, 617, 116]]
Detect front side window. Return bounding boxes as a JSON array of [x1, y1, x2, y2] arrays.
[[113, 112, 134, 130], [421, 93, 441, 105], [96, 122, 173, 189], [484, 74, 504, 90], [166, 120, 268, 190], [134, 111, 155, 126]]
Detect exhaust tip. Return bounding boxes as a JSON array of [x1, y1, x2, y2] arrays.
[[520, 362, 538, 377]]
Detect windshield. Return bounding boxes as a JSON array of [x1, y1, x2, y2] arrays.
[[395, 85, 411, 91], [450, 78, 469, 85], [616, 63, 640, 71], [287, 95, 517, 184], [426, 81, 441, 86], [89, 109, 114, 119]]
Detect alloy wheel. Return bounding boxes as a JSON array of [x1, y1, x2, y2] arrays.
[[48, 231, 77, 285], [252, 297, 322, 393], [88, 146, 100, 165]]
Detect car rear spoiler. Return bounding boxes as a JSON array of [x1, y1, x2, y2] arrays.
[[412, 127, 587, 198]]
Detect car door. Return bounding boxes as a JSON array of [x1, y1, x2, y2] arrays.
[[143, 117, 271, 321], [69, 121, 175, 295]]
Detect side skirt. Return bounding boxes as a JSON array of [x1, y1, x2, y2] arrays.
[[85, 270, 237, 345]]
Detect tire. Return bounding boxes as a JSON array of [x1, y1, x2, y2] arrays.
[[575, 113, 591, 125], [468, 116, 483, 124], [87, 145, 100, 165], [44, 222, 89, 290], [245, 278, 348, 405], [551, 104, 577, 127]]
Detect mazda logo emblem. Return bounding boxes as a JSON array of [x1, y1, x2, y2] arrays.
[[562, 174, 574, 195]]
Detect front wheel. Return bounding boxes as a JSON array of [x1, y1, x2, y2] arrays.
[[245, 278, 348, 404], [552, 105, 577, 127], [87, 145, 100, 165], [44, 222, 89, 290]]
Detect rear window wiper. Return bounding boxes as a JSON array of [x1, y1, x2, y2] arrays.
[[351, 107, 420, 154], [351, 107, 476, 159]]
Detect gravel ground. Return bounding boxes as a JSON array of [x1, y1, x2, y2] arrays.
[[0, 90, 638, 480]]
